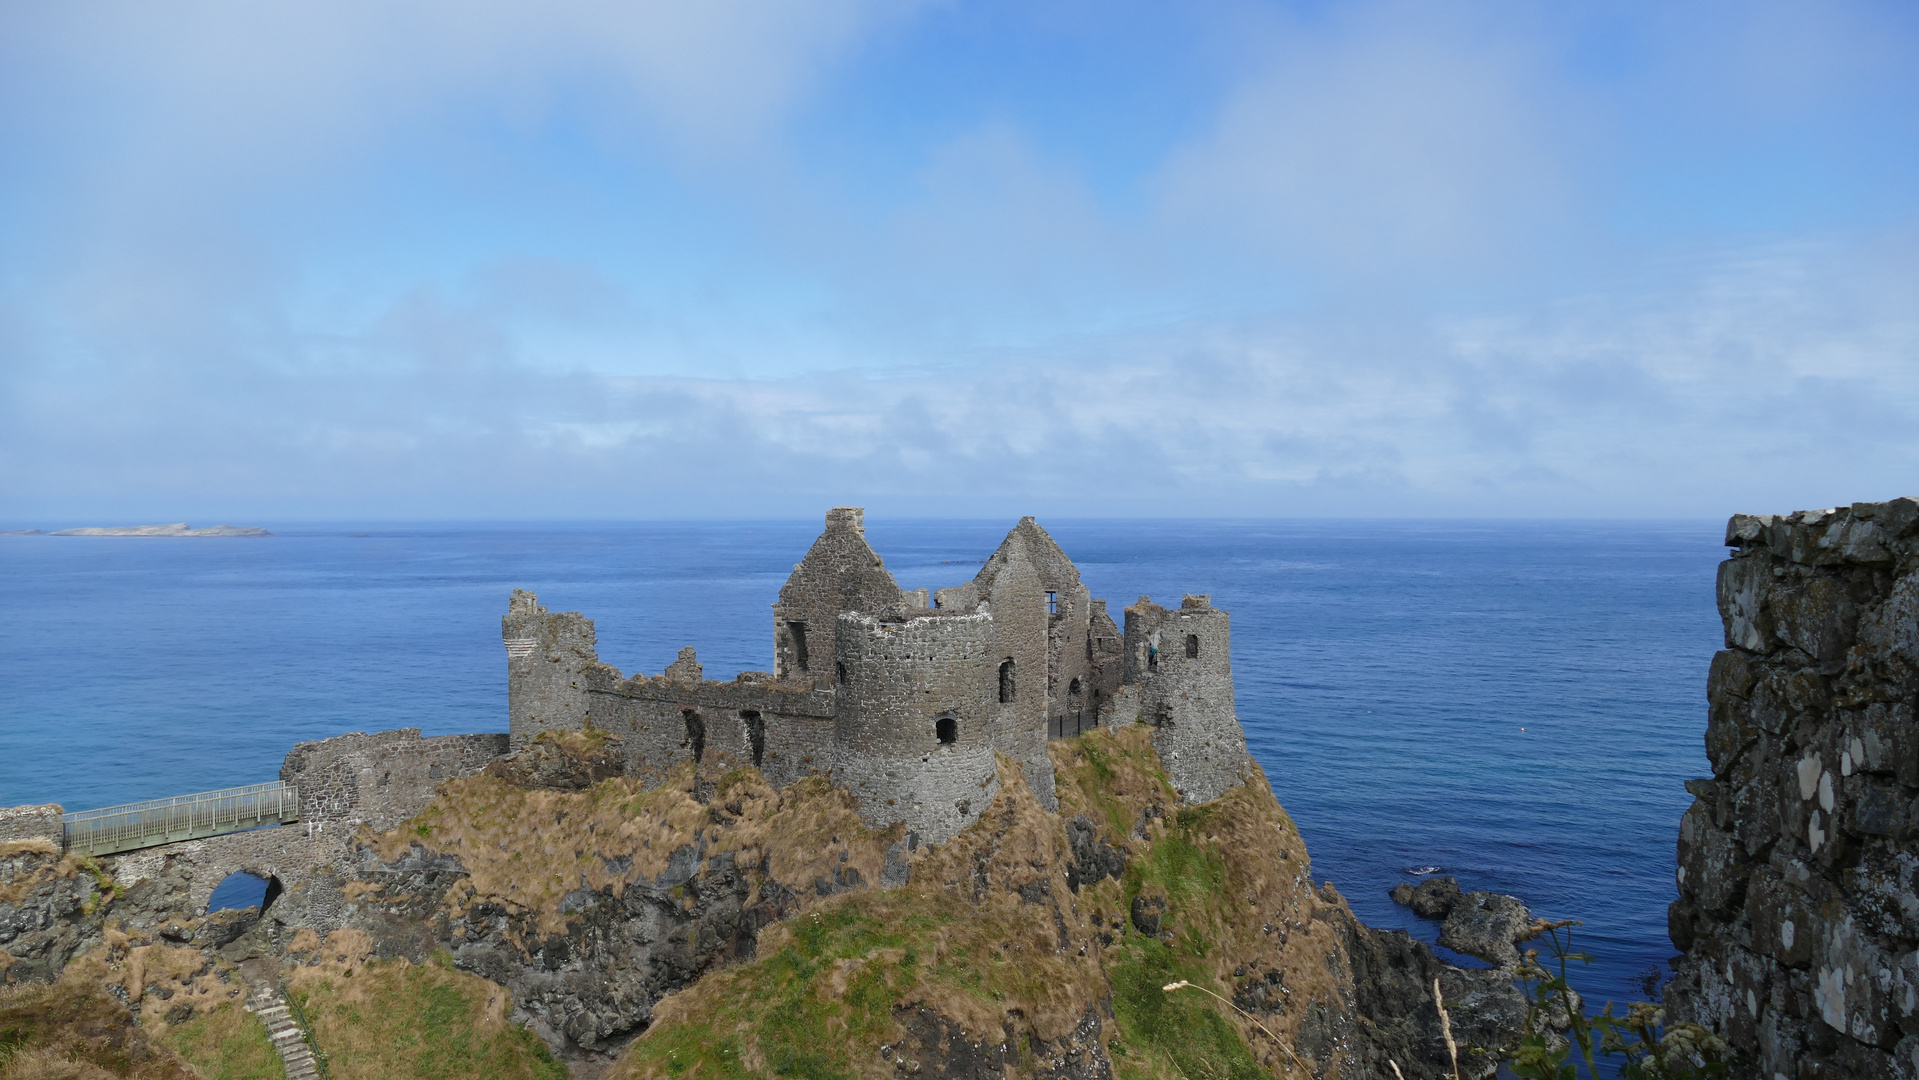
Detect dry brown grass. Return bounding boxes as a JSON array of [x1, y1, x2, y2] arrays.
[[0, 974, 198, 1080], [358, 763, 907, 942], [0, 841, 59, 859], [0, 1045, 122, 1080], [58, 930, 247, 1028], [0, 852, 88, 906]]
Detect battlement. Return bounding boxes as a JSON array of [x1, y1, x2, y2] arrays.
[[503, 510, 1255, 842]]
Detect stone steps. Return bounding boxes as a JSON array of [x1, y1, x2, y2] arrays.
[[246, 984, 322, 1080]]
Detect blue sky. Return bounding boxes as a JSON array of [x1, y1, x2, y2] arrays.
[[2, 0, 1916, 520]]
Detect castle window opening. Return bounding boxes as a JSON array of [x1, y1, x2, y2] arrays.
[[936, 716, 957, 745], [1147, 644, 1158, 672], [1068, 678, 1081, 697], [1186, 634, 1199, 659], [787, 621, 810, 672], [1046, 591, 1058, 614], [683, 709, 706, 763], [742, 710, 765, 767], [836, 661, 847, 684], [998, 659, 1016, 704]]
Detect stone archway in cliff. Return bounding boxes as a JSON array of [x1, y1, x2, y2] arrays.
[[206, 870, 283, 914]]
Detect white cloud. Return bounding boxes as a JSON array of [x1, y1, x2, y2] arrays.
[[1155, 2, 1576, 278], [5, 229, 1914, 521]]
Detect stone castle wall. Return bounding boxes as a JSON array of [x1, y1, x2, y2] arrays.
[[1667, 498, 1919, 1077], [771, 506, 909, 680], [972, 525, 1058, 811], [281, 728, 509, 831], [576, 660, 839, 788]]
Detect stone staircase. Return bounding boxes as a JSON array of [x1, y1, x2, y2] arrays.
[[246, 983, 322, 1080]]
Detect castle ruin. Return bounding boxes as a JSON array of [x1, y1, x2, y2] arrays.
[[503, 508, 1254, 842]]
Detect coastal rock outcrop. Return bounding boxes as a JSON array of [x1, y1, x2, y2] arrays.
[[1666, 498, 1919, 1078], [1391, 876, 1463, 920]]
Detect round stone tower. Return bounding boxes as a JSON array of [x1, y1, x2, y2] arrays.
[[831, 610, 1001, 844]]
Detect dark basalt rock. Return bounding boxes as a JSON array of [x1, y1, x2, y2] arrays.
[[1311, 906, 1527, 1080], [194, 906, 260, 948], [1129, 891, 1167, 936], [1438, 892, 1532, 970], [1390, 875, 1463, 919], [1064, 816, 1125, 892], [884, 1003, 1112, 1080]]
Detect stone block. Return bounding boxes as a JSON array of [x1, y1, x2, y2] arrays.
[[1678, 800, 1746, 915], [1773, 576, 1860, 663], [1748, 871, 1816, 969], [1720, 556, 1777, 654]]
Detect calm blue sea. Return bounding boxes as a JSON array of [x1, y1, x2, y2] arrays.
[[0, 519, 1718, 1020]]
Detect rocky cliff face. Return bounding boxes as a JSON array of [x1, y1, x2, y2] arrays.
[[1667, 498, 1919, 1078], [4, 727, 1525, 1079]]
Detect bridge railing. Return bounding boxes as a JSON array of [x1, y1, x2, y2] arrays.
[[62, 781, 300, 857]]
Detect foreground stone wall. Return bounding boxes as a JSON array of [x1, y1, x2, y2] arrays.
[[1667, 498, 1919, 1078], [282, 728, 508, 831]]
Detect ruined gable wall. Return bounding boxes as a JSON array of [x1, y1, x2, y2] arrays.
[[831, 611, 1002, 843], [1005, 518, 1099, 736], [772, 507, 906, 681], [1666, 498, 1919, 1078], [1121, 595, 1252, 805], [975, 530, 1058, 810]]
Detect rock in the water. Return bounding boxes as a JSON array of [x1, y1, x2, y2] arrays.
[[1439, 891, 1532, 969], [1391, 874, 1464, 919]]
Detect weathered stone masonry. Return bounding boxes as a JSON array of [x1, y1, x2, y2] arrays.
[[504, 508, 1256, 843], [1667, 497, 1919, 1079]]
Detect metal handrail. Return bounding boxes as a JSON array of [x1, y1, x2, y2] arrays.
[[61, 781, 300, 857]]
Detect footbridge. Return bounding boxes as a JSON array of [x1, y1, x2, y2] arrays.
[[62, 781, 300, 857]]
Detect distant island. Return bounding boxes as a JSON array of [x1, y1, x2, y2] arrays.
[[0, 522, 271, 537]]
